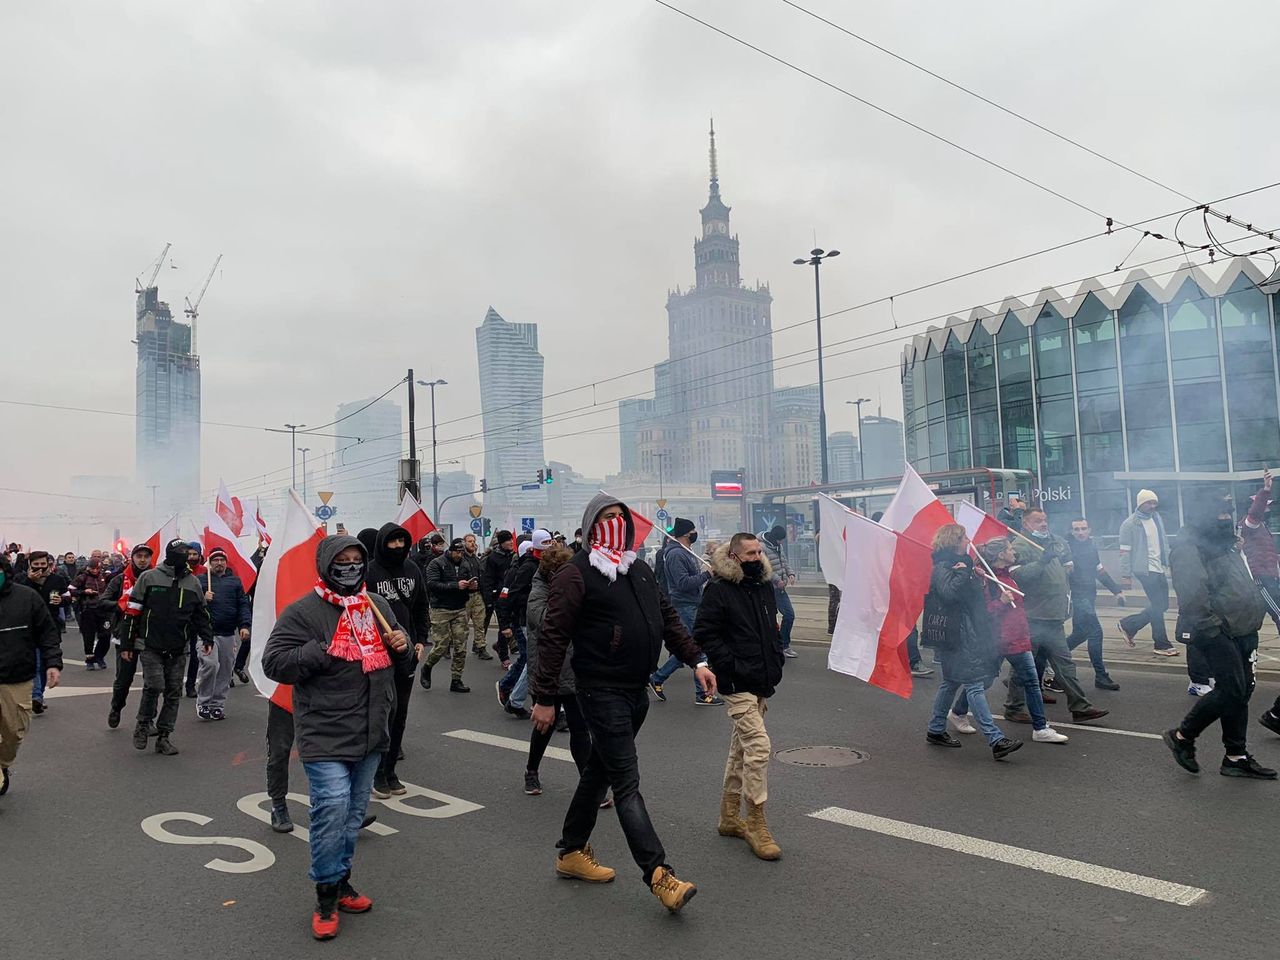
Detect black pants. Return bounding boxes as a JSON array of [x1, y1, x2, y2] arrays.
[[1179, 632, 1258, 755], [136, 650, 187, 734], [79, 609, 111, 661], [185, 637, 200, 689], [1187, 642, 1213, 686], [378, 669, 415, 781], [1120, 572, 1172, 649], [558, 687, 666, 885], [266, 701, 294, 803], [234, 634, 252, 673], [528, 695, 590, 775], [110, 647, 138, 713]]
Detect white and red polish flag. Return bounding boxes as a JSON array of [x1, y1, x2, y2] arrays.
[[817, 494, 854, 585], [249, 489, 325, 712], [215, 479, 246, 537], [248, 500, 271, 547], [394, 490, 437, 542], [204, 506, 258, 593], [141, 515, 180, 566], [956, 499, 1013, 547], [628, 508, 655, 551], [880, 464, 955, 544]]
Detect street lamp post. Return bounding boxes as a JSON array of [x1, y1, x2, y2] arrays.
[[282, 423, 307, 490], [298, 447, 311, 500], [847, 398, 871, 481], [416, 379, 448, 520], [793, 247, 840, 485]]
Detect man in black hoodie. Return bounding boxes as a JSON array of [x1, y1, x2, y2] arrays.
[[0, 554, 62, 796], [481, 530, 515, 663], [531, 495, 714, 913], [1163, 492, 1276, 780], [364, 522, 429, 797]]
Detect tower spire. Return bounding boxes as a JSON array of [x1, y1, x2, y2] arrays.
[[708, 116, 719, 199]]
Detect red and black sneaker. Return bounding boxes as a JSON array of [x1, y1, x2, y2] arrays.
[[312, 883, 340, 940], [338, 876, 373, 914]]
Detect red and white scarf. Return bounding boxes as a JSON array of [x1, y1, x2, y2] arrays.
[[588, 515, 635, 581], [313, 580, 391, 673]]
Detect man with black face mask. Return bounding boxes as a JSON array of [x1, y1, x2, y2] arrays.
[[1164, 492, 1275, 780], [648, 518, 715, 705], [364, 522, 429, 798], [120, 538, 213, 755]]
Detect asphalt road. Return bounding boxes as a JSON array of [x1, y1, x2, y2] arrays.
[[6, 648, 1280, 960]]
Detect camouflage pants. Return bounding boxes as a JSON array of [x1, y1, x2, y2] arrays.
[[465, 592, 489, 652], [426, 607, 470, 679]]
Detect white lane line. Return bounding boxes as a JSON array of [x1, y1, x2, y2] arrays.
[[44, 685, 140, 699], [443, 728, 575, 764], [1053, 722, 1161, 740], [809, 806, 1206, 907]]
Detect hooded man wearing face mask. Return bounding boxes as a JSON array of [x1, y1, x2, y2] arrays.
[[120, 538, 213, 756], [263, 534, 412, 940], [530, 494, 715, 914]]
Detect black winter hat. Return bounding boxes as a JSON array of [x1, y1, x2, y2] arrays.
[[495, 530, 514, 545], [768, 525, 787, 542], [1185, 489, 1234, 527], [670, 517, 696, 539]]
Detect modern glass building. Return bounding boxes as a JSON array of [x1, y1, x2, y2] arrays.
[[901, 258, 1280, 535]]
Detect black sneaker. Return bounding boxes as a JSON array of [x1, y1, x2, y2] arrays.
[[910, 663, 935, 677], [419, 663, 432, 690], [154, 735, 179, 756], [505, 703, 531, 720], [648, 680, 667, 702], [450, 678, 470, 693], [133, 725, 149, 750], [524, 770, 542, 795], [1094, 676, 1120, 691], [30, 699, 45, 715], [991, 737, 1023, 761], [196, 705, 213, 721], [473, 647, 494, 661], [235, 668, 250, 685], [926, 731, 962, 748], [107, 709, 121, 729], [371, 777, 392, 800], [142, 721, 159, 737], [270, 803, 294, 833], [1043, 678, 1064, 694], [360, 814, 377, 828], [555, 712, 570, 733], [210, 707, 225, 721], [1259, 710, 1280, 737], [0, 766, 9, 796], [385, 774, 407, 795], [185, 685, 197, 699], [1162, 728, 1199, 774], [1220, 755, 1278, 779]]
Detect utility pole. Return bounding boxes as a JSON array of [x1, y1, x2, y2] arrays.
[[281, 423, 306, 490], [298, 447, 311, 500], [848, 397, 871, 481], [405, 370, 420, 500], [415, 378, 448, 520], [794, 247, 840, 485]]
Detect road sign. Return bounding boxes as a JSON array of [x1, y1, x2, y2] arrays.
[[470, 518, 483, 534], [656, 498, 668, 510], [521, 483, 541, 491], [655, 508, 671, 524], [315, 505, 335, 521], [698, 514, 706, 528], [469, 504, 483, 519], [317, 491, 334, 505], [521, 517, 536, 533]]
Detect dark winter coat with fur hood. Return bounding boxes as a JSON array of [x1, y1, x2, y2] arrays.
[[693, 545, 783, 697]]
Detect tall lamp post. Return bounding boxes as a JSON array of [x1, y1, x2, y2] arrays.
[[416, 378, 448, 520], [793, 247, 840, 484], [278, 423, 307, 490], [847, 398, 871, 481], [298, 447, 311, 500]]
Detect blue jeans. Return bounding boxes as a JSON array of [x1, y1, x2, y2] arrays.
[[302, 752, 382, 884], [906, 628, 922, 668], [929, 679, 1003, 745], [32, 648, 45, 702], [774, 587, 795, 648], [499, 626, 527, 696], [649, 603, 704, 696], [1066, 593, 1108, 678], [955, 653, 1049, 731], [510, 665, 529, 709]]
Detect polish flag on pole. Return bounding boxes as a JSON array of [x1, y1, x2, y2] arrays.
[[215, 479, 246, 537], [817, 494, 853, 585], [248, 500, 272, 547], [204, 507, 258, 593], [956, 500, 1012, 546], [395, 490, 437, 542], [880, 464, 955, 544], [828, 510, 932, 698], [249, 489, 326, 711], [141, 516, 180, 566], [629, 508, 655, 551]]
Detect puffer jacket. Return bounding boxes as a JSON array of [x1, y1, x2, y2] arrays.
[[758, 533, 793, 588], [1171, 523, 1265, 643], [206, 568, 251, 636], [0, 579, 63, 684], [693, 546, 782, 697], [921, 549, 998, 684], [526, 545, 575, 696]]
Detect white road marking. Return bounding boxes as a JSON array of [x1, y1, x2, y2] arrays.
[[809, 806, 1207, 906], [443, 728, 575, 764], [1053, 722, 1161, 740], [44, 685, 139, 699]]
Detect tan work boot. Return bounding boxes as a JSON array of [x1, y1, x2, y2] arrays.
[[555, 843, 616, 883], [650, 866, 697, 913], [744, 801, 782, 860], [717, 790, 746, 838]]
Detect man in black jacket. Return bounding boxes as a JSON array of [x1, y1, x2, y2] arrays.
[[495, 532, 549, 716], [0, 554, 62, 796], [422, 538, 476, 693], [365, 522, 429, 797], [531, 495, 715, 913], [694, 534, 783, 861], [481, 531, 515, 663], [121, 539, 213, 756], [1163, 492, 1276, 779], [1065, 517, 1125, 691], [100, 543, 154, 730], [196, 548, 251, 721], [19, 551, 70, 714]]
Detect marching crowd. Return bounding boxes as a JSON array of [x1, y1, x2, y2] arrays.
[[3, 474, 1280, 938]]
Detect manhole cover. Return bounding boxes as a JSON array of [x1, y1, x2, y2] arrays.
[[775, 746, 869, 767]]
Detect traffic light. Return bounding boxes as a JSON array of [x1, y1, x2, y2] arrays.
[[482, 518, 492, 537], [544, 467, 553, 485], [480, 478, 488, 493], [537, 469, 545, 484]]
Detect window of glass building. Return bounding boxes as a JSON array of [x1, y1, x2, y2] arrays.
[[942, 332, 971, 470], [1032, 304, 1078, 524], [995, 312, 1037, 472], [1220, 274, 1280, 470], [922, 341, 946, 472], [1167, 279, 1226, 469], [967, 321, 1000, 468], [1072, 294, 1126, 534], [1118, 286, 1175, 469]]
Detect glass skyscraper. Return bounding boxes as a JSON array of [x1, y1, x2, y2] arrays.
[[901, 259, 1280, 535]]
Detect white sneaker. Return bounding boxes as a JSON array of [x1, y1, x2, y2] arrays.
[[947, 712, 977, 735], [1187, 682, 1213, 697], [1032, 726, 1069, 744]]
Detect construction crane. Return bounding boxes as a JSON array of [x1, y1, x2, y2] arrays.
[[184, 253, 222, 354], [135, 242, 172, 293]]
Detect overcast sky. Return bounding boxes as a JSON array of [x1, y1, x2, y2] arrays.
[[6, 0, 1280, 548]]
